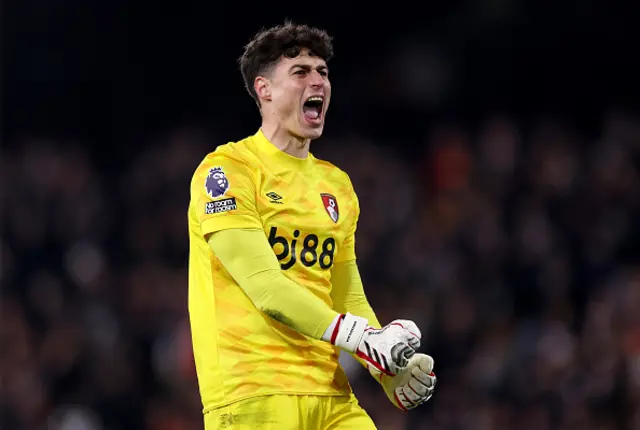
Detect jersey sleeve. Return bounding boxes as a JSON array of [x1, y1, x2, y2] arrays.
[[191, 153, 263, 237], [334, 178, 360, 263], [209, 228, 339, 339], [330, 260, 382, 370], [330, 260, 381, 328]]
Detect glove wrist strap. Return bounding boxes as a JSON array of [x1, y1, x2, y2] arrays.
[[323, 313, 368, 353]]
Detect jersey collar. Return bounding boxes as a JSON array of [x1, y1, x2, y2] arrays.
[[254, 129, 312, 170]]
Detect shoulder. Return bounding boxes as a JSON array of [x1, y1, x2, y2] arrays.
[[193, 135, 258, 175], [190, 135, 259, 191], [204, 136, 257, 165]]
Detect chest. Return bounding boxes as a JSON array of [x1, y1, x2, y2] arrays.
[[254, 169, 352, 271], [255, 169, 350, 233]]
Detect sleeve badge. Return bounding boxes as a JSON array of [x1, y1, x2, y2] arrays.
[[205, 166, 230, 198]]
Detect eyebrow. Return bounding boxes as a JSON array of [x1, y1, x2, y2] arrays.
[[290, 64, 329, 73]]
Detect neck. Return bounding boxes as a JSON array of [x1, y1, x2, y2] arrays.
[[260, 121, 310, 159]]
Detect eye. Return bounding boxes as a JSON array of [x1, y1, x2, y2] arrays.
[[319, 70, 328, 77], [294, 70, 306, 75]]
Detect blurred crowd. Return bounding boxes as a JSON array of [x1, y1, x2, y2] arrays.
[[2, 111, 640, 430]]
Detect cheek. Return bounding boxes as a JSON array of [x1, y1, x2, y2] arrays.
[[275, 87, 299, 114]]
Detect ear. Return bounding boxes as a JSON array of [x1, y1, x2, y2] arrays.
[[254, 76, 271, 102]]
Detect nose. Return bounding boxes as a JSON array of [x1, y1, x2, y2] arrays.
[[309, 70, 325, 87]]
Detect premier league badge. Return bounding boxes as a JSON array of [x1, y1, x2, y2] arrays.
[[205, 166, 230, 198], [321, 193, 339, 223]]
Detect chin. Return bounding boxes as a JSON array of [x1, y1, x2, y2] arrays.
[[295, 120, 325, 140], [304, 126, 324, 140]]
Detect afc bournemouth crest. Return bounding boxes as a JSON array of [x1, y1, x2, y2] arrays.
[[321, 193, 339, 223]]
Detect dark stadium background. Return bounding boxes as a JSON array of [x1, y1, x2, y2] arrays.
[[3, 1, 640, 429]]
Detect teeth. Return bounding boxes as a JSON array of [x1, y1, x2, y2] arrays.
[[306, 96, 323, 103]]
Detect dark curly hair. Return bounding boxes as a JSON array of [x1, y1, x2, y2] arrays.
[[239, 21, 334, 105]]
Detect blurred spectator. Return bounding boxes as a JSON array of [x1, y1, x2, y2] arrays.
[[2, 111, 640, 430]]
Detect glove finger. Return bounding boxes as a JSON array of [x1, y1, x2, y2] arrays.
[[407, 377, 430, 397], [394, 388, 416, 410], [403, 346, 415, 360], [395, 330, 420, 351], [395, 320, 422, 340], [391, 320, 422, 342], [406, 380, 436, 408], [411, 367, 436, 388], [396, 386, 422, 407], [407, 336, 420, 349], [409, 354, 434, 374], [390, 343, 414, 368]]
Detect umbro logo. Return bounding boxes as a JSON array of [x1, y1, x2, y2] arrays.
[[266, 192, 283, 204]]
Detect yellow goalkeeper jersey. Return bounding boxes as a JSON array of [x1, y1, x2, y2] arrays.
[[187, 129, 359, 412]]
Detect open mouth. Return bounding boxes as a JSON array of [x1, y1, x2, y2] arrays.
[[302, 96, 324, 122]]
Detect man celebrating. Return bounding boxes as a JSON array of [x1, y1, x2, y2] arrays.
[[187, 22, 436, 429]]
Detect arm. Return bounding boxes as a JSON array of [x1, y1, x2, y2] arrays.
[[330, 259, 382, 360], [330, 183, 381, 338], [331, 260, 436, 410], [208, 228, 417, 375], [331, 260, 380, 327], [195, 157, 336, 338], [330, 179, 436, 409], [208, 228, 338, 339]]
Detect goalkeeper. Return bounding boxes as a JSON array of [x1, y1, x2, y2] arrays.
[[187, 21, 436, 430]]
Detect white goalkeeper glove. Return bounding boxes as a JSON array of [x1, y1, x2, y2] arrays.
[[370, 353, 437, 411], [326, 313, 421, 376]]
